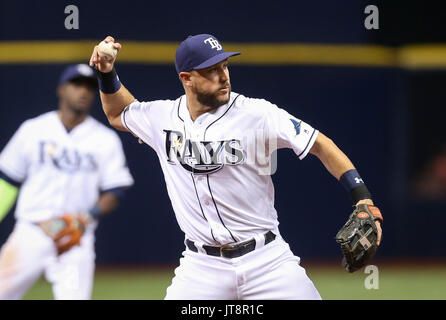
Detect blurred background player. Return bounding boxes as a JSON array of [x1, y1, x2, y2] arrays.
[[0, 64, 134, 300]]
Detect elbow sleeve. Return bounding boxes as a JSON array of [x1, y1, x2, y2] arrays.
[[0, 178, 19, 222]]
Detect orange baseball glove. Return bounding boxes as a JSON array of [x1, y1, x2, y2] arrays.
[[38, 214, 88, 255]]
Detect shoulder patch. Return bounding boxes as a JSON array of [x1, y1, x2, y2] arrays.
[[290, 119, 301, 136]]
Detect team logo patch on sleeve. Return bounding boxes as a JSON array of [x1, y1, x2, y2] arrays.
[[290, 119, 301, 136]]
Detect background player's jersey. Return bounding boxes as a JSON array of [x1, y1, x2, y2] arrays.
[[121, 92, 318, 245], [0, 111, 134, 222]]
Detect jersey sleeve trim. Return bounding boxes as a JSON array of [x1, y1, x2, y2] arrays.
[[121, 105, 134, 135], [121, 100, 150, 142], [0, 164, 25, 185], [100, 186, 129, 200], [0, 170, 22, 187], [100, 177, 134, 192], [297, 129, 319, 160]]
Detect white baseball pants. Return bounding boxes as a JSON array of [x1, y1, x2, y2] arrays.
[[165, 236, 321, 300], [0, 220, 95, 300]]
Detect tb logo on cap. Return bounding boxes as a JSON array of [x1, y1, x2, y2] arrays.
[[204, 37, 222, 51]]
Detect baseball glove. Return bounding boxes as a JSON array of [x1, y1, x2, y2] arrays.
[[38, 214, 88, 255], [335, 204, 383, 273]]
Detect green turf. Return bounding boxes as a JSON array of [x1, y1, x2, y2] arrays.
[[306, 264, 446, 300], [22, 264, 446, 300], [23, 268, 174, 300]]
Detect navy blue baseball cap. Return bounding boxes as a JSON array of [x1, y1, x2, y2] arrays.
[[58, 64, 97, 87], [175, 34, 241, 73]]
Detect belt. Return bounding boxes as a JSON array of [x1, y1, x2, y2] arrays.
[[186, 231, 276, 259]]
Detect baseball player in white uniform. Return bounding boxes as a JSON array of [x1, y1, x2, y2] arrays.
[[0, 64, 134, 300], [89, 35, 382, 299]]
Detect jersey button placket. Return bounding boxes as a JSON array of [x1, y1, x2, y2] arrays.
[[192, 173, 215, 238]]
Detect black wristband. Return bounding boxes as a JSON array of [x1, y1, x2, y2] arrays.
[[350, 185, 372, 204], [339, 169, 372, 204], [95, 67, 122, 94]]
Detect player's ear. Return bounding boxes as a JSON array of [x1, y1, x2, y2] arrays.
[[179, 72, 192, 87]]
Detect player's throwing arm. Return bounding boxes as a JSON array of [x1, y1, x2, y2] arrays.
[[89, 36, 134, 131], [310, 133, 383, 272]]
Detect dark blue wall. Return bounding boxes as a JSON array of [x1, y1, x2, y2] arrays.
[[0, 0, 443, 263], [0, 0, 376, 43]]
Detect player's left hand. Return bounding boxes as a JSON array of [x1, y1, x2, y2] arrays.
[[38, 214, 88, 255], [335, 201, 383, 272], [355, 199, 382, 246]]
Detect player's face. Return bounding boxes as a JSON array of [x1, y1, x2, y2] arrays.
[[58, 78, 97, 114], [191, 60, 231, 108]]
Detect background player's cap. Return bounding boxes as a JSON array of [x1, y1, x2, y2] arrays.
[[175, 34, 241, 73], [58, 64, 98, 88]]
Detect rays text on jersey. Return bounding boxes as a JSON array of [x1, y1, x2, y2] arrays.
[[163, 130, 244, 174], [39, 141, 98, 173]]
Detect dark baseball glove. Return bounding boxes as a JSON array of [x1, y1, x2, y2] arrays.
[[335, 204, 383, 273], [38, 214, 88, 255]]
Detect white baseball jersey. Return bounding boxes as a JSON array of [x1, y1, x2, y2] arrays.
[[0, 111, 134, 222], [121, 92, 318, 245]]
